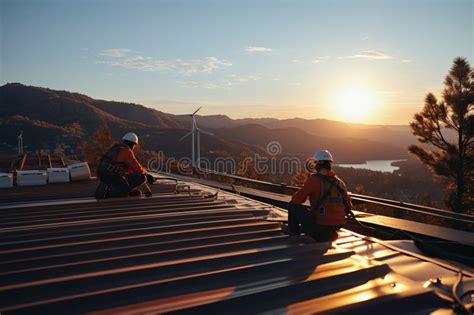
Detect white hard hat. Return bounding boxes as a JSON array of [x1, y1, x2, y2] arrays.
[[314, 150, 333, 162], [122, 132, 139, 144]]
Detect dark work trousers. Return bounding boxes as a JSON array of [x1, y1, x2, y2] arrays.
[[288, 202, 340, 242], [101, 173, 146, 197]]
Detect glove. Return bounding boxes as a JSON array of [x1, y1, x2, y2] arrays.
[[346, 210, 356, 221], [146, 173, 155, 184]]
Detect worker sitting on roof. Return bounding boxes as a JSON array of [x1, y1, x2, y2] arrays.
[[287, 150, 353, 242], [95, 132, 152, 199]]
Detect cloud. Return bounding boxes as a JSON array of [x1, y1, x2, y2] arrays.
[[312, 56, 331, 63], [245, 46, 273, 53], [178, 74, 259, 90], [175, 57, 232, 75], [98, 48, 132, 58], [228, 74, 259, 83], [97, 55, 171, 72], [361, 36, 369, 41], [340, 50, 392, 60], [401, 59, 412, 63], [97, 50, 232, 75], [80, 48, 89, 51], [178, 81, 220, 89]]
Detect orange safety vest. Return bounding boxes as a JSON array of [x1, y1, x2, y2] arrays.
[[97, 143, 129, 177], [311, 174, 348, 226]]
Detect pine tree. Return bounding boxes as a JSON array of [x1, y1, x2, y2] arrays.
[[409, 57, 473, 213]]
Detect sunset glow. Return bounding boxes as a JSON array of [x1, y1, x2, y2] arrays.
[[336, 87, 376, 122], [1, 0, 472, 125]]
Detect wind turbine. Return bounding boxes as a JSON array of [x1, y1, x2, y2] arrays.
[[17, 131, 24, 156], [179, 106, 213, 169]]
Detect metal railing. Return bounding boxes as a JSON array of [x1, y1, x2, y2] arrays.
[[165, 167, 474, 232]]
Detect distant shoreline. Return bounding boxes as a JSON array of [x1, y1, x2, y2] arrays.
[[336, 159, 408, 173]]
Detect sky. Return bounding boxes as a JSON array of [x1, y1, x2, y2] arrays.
[[1, 0, 472, 125]]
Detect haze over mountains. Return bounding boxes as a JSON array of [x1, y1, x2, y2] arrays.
[[0, 83, 412, 163], [183, 115, 413, 149]]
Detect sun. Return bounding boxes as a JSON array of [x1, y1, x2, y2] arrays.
[[336, 87, 376, 122]]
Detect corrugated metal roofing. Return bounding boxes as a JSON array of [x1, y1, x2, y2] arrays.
[[166, 173, 474, 247], [0, 177, 180, 204], [0, 178, 471, 314]]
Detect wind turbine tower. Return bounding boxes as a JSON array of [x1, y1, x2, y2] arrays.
[[180, 106, 213, 169], [17, 131, 24, 156]]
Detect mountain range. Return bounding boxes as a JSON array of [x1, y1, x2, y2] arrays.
[[0, 83, 413, 163], [189, 116, 413, 148]]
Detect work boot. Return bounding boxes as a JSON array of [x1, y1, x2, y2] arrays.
[[282, 223, 300, 236], [95, 182, 109, 199], [281, 223, 290, 234], [108, 185, 128, 198], [128, 189, 142, 197]]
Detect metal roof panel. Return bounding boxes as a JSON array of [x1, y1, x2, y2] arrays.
[[0, 178, 471, 314]]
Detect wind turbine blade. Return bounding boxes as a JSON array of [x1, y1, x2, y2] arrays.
[[192, 106, 202, 116], [179, 130, 194, 141], [197, 128, 213, 136]]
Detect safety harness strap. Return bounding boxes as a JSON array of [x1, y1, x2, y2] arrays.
[[310, 174, 336, 216], [314, 174, 355, 220], [98, 143, 129, 176]]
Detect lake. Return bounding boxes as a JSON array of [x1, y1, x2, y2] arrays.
[[336, 160, 406, 173]]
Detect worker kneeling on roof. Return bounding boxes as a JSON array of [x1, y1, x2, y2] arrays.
[[95, 132, 153, 199], [287, 150, 353, 242]]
